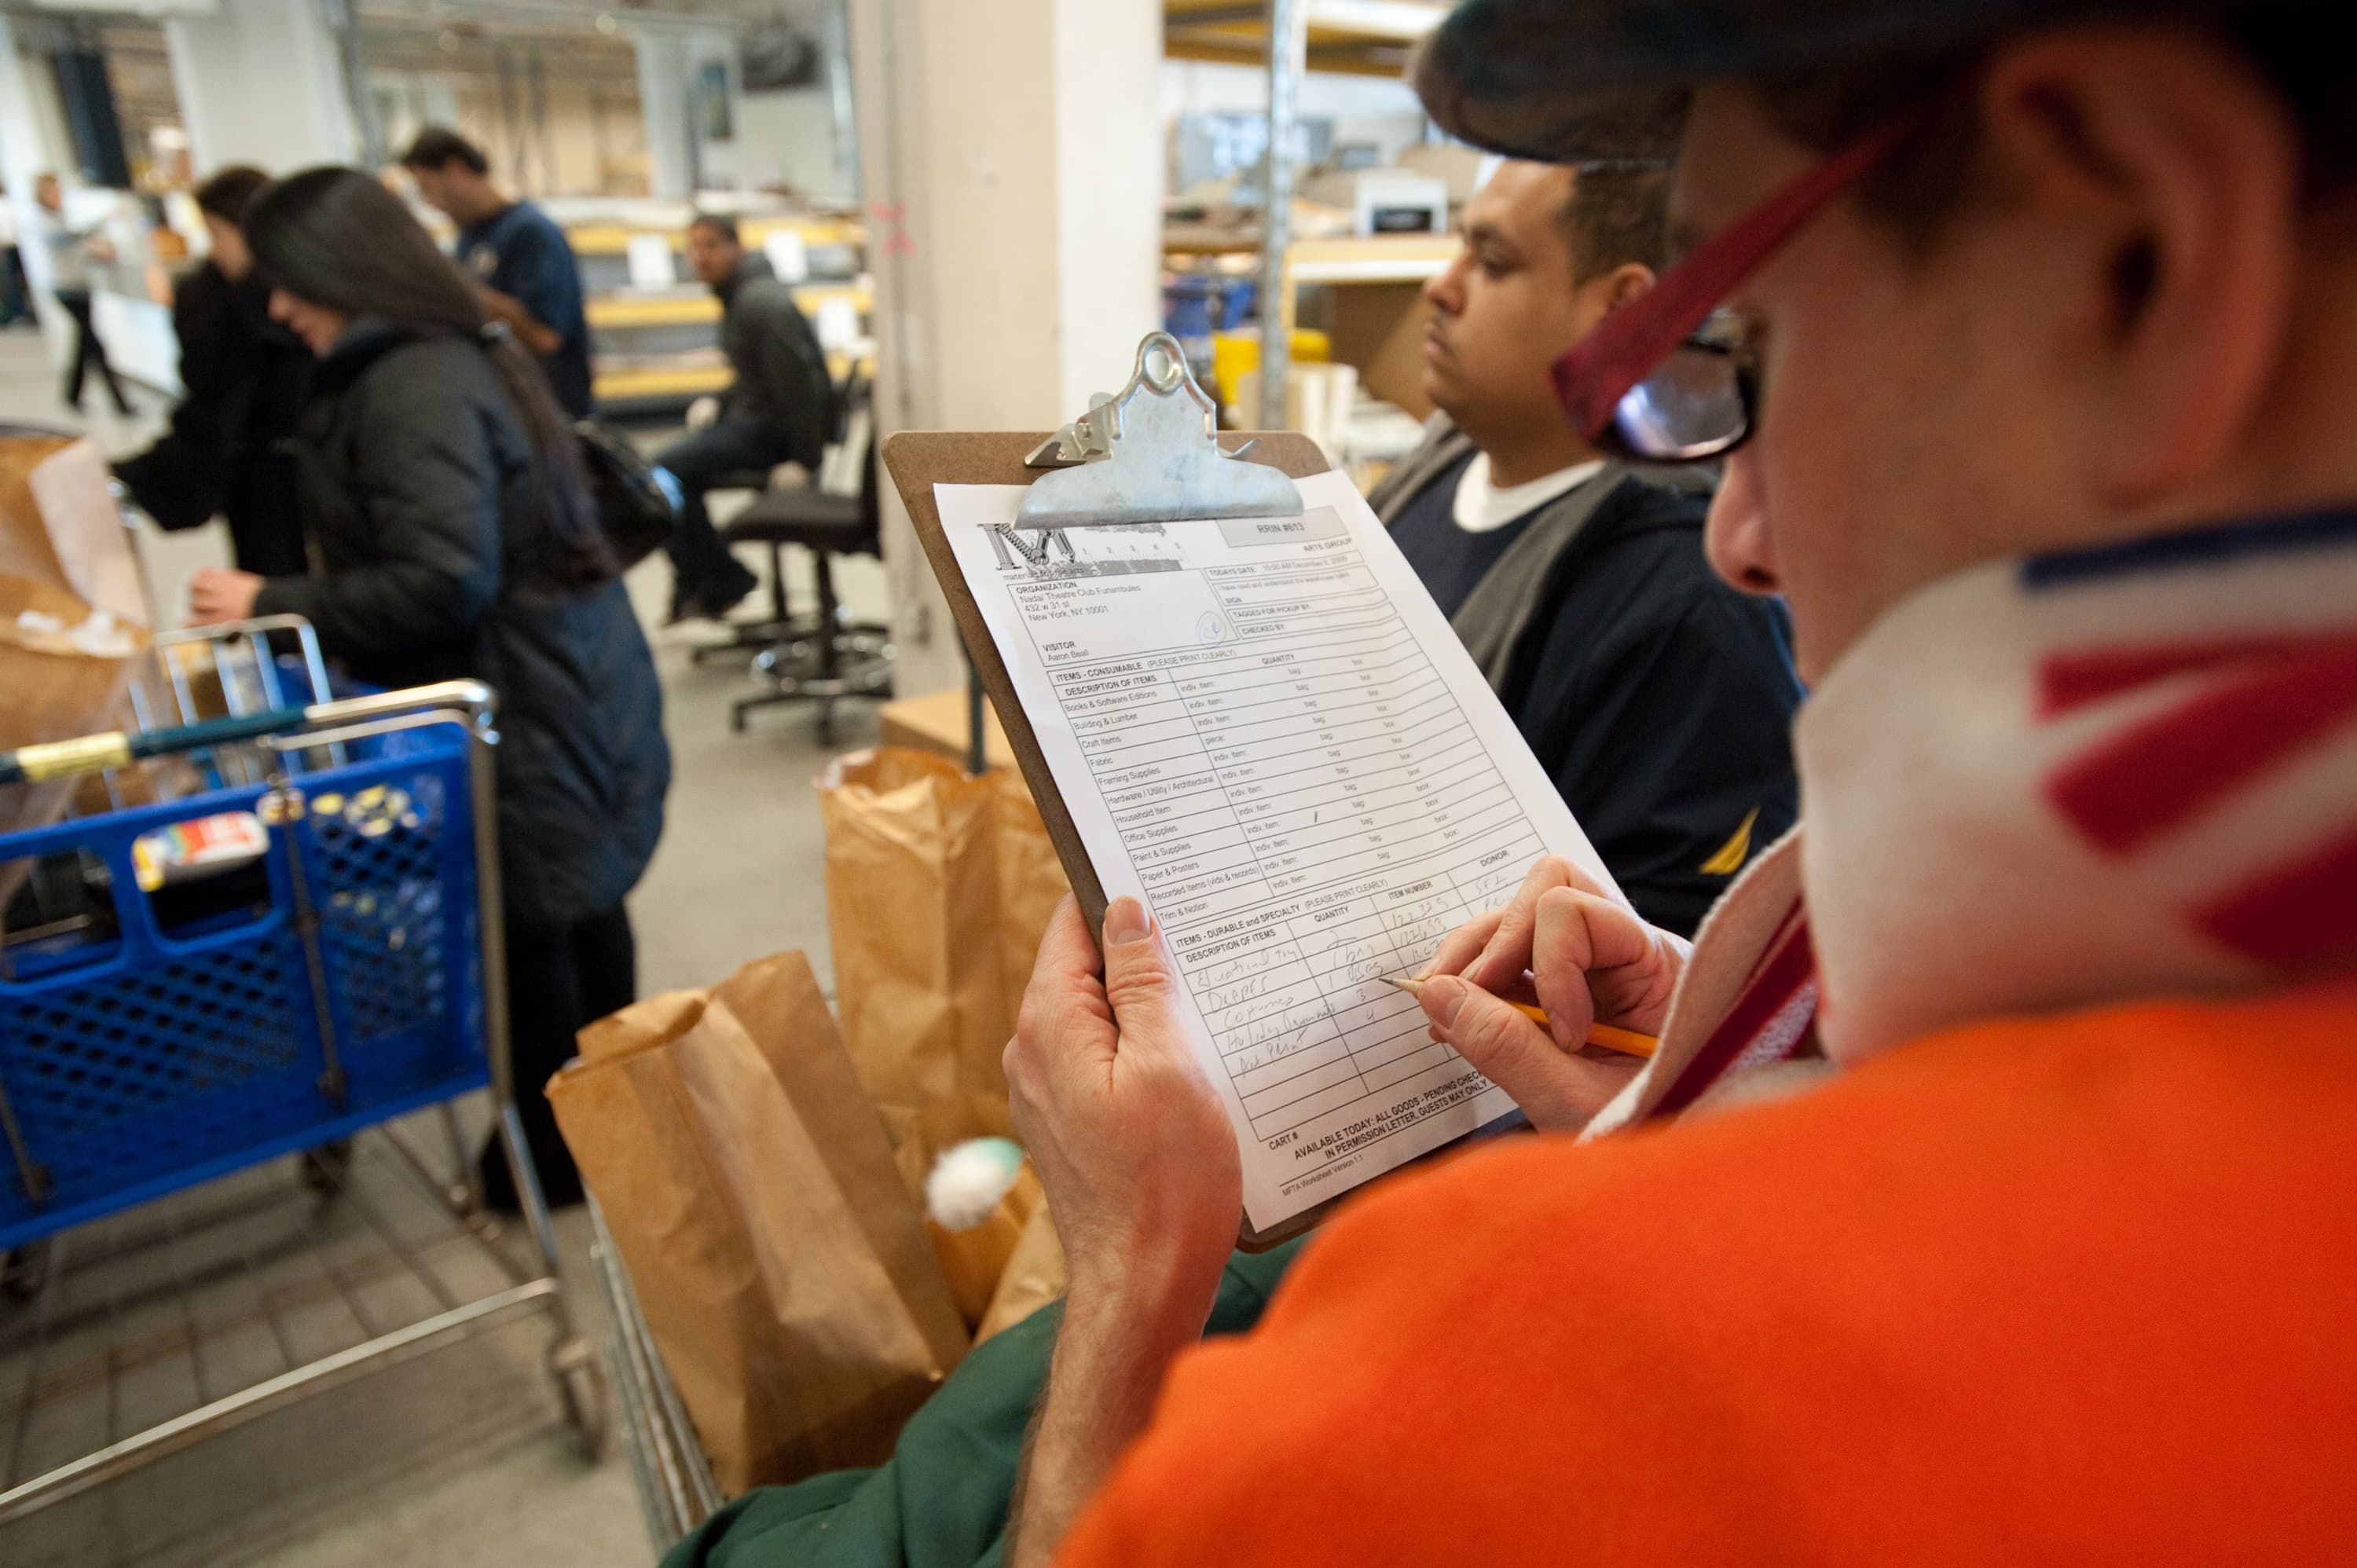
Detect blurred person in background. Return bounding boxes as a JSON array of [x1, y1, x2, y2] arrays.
[[1376, 159, 1800, 936], [115, 166, 313, 577], [187, 167, 670, 1210], [0, 183, 30, 328], [400, 127, 594, 419], [652, 212, 835, 623], [35, 173, 132, 416]]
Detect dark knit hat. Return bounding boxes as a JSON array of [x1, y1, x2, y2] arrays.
[[1413, 0, 2264, 163]]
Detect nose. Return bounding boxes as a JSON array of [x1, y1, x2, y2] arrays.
[[1422, 250, 1467, 315], [1703, 449, 1780, 595]]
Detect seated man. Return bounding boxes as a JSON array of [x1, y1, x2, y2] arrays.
[[1001, 2, 2357, 1564], [1378, 156, 1799, 935], [656, 213, 837, 623]]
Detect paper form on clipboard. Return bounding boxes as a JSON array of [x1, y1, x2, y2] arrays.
[[933, 468, 1623, 1233]]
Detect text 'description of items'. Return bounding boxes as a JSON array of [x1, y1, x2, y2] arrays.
[[934, 477, 1622, 1231]]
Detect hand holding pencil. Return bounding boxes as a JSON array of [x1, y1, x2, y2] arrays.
[[1380, 976, 1656, 1057], [1396, 855, 1691, 1131]]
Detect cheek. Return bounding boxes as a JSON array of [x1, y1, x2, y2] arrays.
[[1468, 280, 1575, 387]]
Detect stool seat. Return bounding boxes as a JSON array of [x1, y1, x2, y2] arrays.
[[705, 466, 778, 493], [724, 489, 868, 551]]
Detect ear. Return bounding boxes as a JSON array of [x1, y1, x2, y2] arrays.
[[1975, 30, 2301, 504], [1592, 262, 1658, 315]]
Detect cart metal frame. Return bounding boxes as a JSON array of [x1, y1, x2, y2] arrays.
[[588, 1196, 721, 1551], [0, 622, 603, 1523]]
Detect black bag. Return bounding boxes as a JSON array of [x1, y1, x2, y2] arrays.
[[574, 418, 680, 570]]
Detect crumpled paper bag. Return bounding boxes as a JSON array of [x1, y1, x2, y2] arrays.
[[548, 951, 969, 1493], [817, 747, 1069, 1119]]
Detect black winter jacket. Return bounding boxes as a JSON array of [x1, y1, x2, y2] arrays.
[[114, 263, 313, 577], [254, 322, 670, 928], [714, 255, 835, 468]]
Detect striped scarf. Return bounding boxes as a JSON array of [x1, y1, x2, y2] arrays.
[[1590, 505, 2357, 1132]]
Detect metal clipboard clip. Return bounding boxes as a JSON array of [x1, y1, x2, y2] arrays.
[[1014, 332, 1302, 530]]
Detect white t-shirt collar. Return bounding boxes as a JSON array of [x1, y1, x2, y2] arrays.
[[1450, 452, 1608, 534]]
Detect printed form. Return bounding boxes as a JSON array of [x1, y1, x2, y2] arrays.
[[936, 470, 1621, 1232]]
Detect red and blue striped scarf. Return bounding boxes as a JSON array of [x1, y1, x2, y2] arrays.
[[1598, 506, 2357, 1130]]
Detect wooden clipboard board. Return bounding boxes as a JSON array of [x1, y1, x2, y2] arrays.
[[885, 427, 1341, 1251], [884, 427, 1331, 940]]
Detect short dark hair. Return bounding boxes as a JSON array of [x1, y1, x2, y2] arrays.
[[1559, 164, 1671, 280], [193, 165, 270, 225], [400, 126, 489, 176], [687, 211, 741, 245]]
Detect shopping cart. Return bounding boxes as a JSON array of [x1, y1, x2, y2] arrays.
[[0, 618, 603, 1522], [588, 1197, 722, 1550]]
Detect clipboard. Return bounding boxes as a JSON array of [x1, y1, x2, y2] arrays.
[[883, 334, 1505, 1252], [883, 335, 1331, 944]]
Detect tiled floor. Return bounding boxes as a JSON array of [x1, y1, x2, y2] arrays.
[[0, 326, 893, 1565]]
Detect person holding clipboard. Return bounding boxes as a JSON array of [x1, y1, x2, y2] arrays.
[[991, 2, 2357, 1565]]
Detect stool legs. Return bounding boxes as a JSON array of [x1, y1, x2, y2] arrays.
[[729, 549, 895, 741]]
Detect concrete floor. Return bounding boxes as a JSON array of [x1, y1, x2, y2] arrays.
[[0, 325, 893, 1565]]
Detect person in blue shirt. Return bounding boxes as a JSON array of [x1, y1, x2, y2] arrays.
[[401, 127, 594, 418]]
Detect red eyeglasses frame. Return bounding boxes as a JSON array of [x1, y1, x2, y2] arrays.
[[1550, 117, 1922, 449]]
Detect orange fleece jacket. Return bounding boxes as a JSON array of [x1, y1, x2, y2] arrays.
[[1060, 980, 2357, 1565]]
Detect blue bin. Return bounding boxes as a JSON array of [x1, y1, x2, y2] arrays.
[[0, 718, 489, 1251]]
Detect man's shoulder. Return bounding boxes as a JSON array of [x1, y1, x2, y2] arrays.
[[505, 200, 566, 240], [1585, 466, 1713, 541], [1065, 979, 2357, 1565], [473, 201, 570, 254], [1538, 475, 1743, 636], [739, 272, 808, 317]]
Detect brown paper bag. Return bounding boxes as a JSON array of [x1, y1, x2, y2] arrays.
[[887, 1091, 1014, 1202], [0, 574, 149, 844], [818, 747, 1069, 1117], [975, 1200, 1067, 1344], [926, 1159, 1044, 1330], [0, 435, 147, 626], [548, 951, 969, 1493]]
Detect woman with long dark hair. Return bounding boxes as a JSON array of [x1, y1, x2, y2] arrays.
[[189, 167, 669, 1209]]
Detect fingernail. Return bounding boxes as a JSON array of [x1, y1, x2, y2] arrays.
[[1103, 896, 1149, 945], [1424, 975, 1467, 1026]]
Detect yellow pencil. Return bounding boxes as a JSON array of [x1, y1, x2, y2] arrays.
[[1381, 975, 1659, 1059]]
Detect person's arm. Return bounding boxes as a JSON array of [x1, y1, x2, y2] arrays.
[[476, 285, 563, 357], [476, 221, 580, 361], [247, 369, 502, 660], [1001, 896, 1242, 1567]]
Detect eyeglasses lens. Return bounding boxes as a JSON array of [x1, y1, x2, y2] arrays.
[[1612, 343, 1747, 461]]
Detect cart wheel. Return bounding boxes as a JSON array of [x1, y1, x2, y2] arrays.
[[299, 1139, 354, 1196], [1, 1239, 53, 1303], [552, 1345, 609, 1461]]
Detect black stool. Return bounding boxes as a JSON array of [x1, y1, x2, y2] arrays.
[[687, 466, 816, 664], [726, 437, 893, 740]]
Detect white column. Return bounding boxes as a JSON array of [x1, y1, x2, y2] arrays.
[[164, 0, 361, 174], [633, 22, 745, 196], [850, 0, 1163, 700], [628, 26, 701, 201]]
